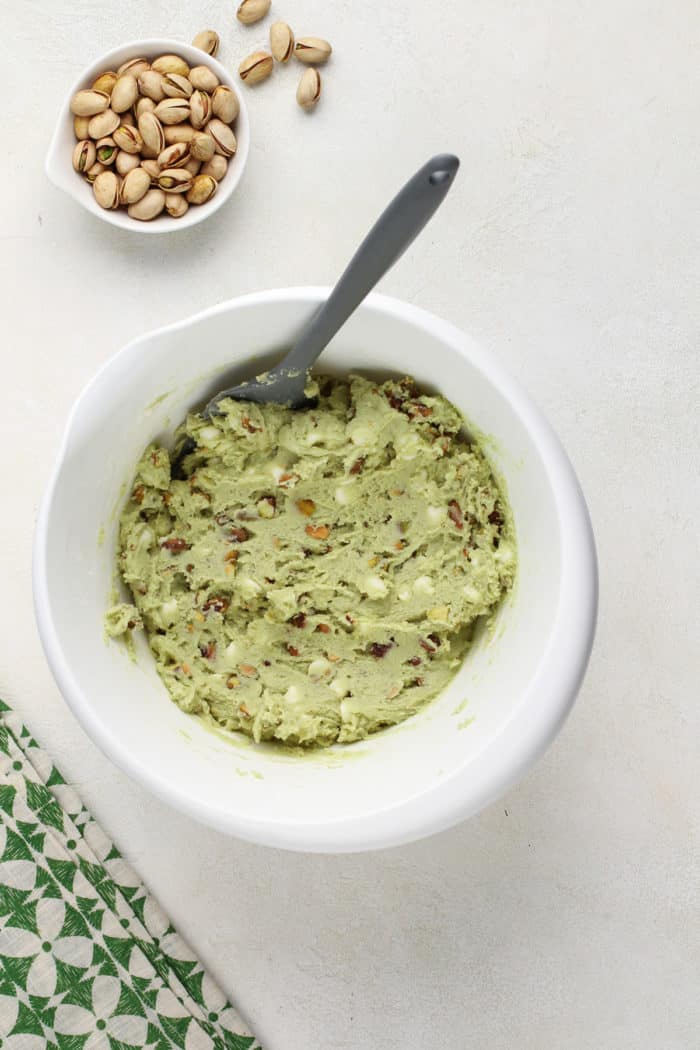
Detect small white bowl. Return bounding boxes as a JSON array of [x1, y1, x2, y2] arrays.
[[33, 290, 597, 852], [46, 39, 249, 234]]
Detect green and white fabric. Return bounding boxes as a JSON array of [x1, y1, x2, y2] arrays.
[[0, 700, 260, 1050]]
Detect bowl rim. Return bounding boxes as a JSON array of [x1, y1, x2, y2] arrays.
[[33, 288, 598, 852], [45, 37, 249, 235]]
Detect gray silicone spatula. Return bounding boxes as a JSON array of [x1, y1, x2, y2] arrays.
[[204, 153, 460, 415]]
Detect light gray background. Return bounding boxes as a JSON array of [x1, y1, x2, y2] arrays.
[[2, 2, 698, 1047]]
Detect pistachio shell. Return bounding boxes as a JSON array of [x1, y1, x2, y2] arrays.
[[157, 168, 193, 193], [120, 109, 137, 127], [73, 115, 91, 138], [138, 111, 166, 156], [236, 0, 271, 24], [190, 131, 215, 162], [141, 159, 162, 182], [85, 161, 106, 183], [294, 37, 332, 64], [138, 70, 166, 102], [120, 166, 151, 204], [189, 90, 212, 129], [163, 123, 196, 145], [110, 74, 139, 113], [192, 30, 219, 56], [93, 170, 120, 209], [154, 98, 191, 125], [162, 73, 193, 99], [238, 51, 274, 84], [117, 57, 150, 78], [270, 21, 294, 62], [136, 96, 156, 118], [207, 118, 237, 157], [72, 139, 96, 173], [92, 71, 117, 95], [184, 156, 202, 176], [165, 193, 189, 217], [158, 142, 191, 168], [296, 67, 321, 109], [95, 136, 118, 164], [211, 85, 239, 123], [113, 124, 143, 154], [200, 154, 227, 180], [151, 55, 190, 77], [128, 188, 166, 220], [189, 65, 219, 92], [88, 108, 120, 138], [115, 150, 141, 175], [70, 90, 110, 117], [186, 173, 217, 205]]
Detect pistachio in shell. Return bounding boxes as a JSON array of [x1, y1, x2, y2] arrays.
[[138, 70, 166, 102], [162, 73, 193, 99], [92, 71, 118, 95], [189, 90, 212, 129], [138, 111, 166, 156], [207, 118, 236, 157], [70, 89, 110, 117], [151, 54, 190, 77], [200, 154, 227, 181], [186, 173, 217, 205], [128, 188, 166, 220], [154, 98, 191, 125], [110, 74, 139, 113], [238, 51, 273, 85], [211, 85, 239, 123], [192, 30, 219, 56], [165, 193, 189, 217], [294, 37, 332, 65], [95, 136, 118, 165], [236, 0, 271, 25], [88, 108, 120, 139], [270, 21, 294, 63], [93, 170, 120, 209], [163, 123, 196, 145], [72, 139, 96, 174], [113, 124, 143, 154], [189, 65, 219, 92], [73, 115, 91, 139], [157, 168, 193, 194], [120, 166, 151, 205], [117, 57, 150, 78], [115, 150, 141, 176], [158, 142, 191, 168], [190, 131, 215, 162]]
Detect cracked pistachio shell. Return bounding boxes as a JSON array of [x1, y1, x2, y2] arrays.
[[184, 156, 202, 176], [92, 71, 117, 94], [189, 65, 219, 92], [85, 161, 106, 183], [88, 108, 120, 138], [162, 73, 193, 99], [189, 90, 212, 129], [72, 139, 96, 173], [165, 192, 189, 217], [115, 150, 141, 175], [141, 159, 162, 182], [110, 74, 139, 113], [163, 123, 196, 145], [93, 170, 120, 209], [296, 67, 321, 109], [154, 98, 191, 125], [211, 85, 239, 123], [138, 111, 166, 156], [294, 37, 332, 64], [158, 142, 190, 168], [117, 57, 150, 78], [270, 21, 294, 62], [190, 131, 215, 162], [128, 188, 166, 220], [113, 124, 143, 153], [157, 168, 193, 193], [119, 166, 151, 204], [70, 89, 110, 117], [238, 51, 273, 84], [200, 154, 227, 180], [151, 54, 190, 77], [207, 118, 236, 157], [192, 30, 219, 56], [237, 0, 271, 24], [138, 70, 166, 102], [136, 96, 156, 118], [186, 173, 217, 205], [95, 136, 118, 164], [73, 115, 90, 138]]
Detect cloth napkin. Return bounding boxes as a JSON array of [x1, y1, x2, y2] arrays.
[[0, 700, 260, 1050]]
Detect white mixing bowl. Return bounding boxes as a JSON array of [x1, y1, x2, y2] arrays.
[[33, 290, 597, 852]]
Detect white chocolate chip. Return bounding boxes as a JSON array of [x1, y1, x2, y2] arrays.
[[413, 575, 434, 595], [199, 425, 220, 445], [398, 587, 411, 601], [308, 657, 332, 679], [238, 577, 262, 599], [330, 676, 350, 698], [426, 505, 445, 525], [363, 574, 388, 599], [285, 685, 301, 704]]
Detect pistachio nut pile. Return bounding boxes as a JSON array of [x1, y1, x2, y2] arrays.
[[234, 0, 331, 111], [70, 44, 238, 221]]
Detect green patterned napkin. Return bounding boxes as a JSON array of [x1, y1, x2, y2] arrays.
[[0, 700, 260, 1050]]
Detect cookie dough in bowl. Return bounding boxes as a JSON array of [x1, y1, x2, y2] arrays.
[[107, 375, 515, 747], [34, 288, 597, 852]]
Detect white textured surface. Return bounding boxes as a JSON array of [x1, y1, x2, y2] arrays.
[[1, 1, 698, 1047]]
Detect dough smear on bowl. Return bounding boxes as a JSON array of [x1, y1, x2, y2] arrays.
[[106, 375, 515, 746]]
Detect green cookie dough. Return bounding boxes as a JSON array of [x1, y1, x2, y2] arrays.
[[106, 375, 515, 747]]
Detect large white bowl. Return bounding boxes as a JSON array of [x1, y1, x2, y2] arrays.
[[33, 290, 597, 852], [46, 39, 249, 234]]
